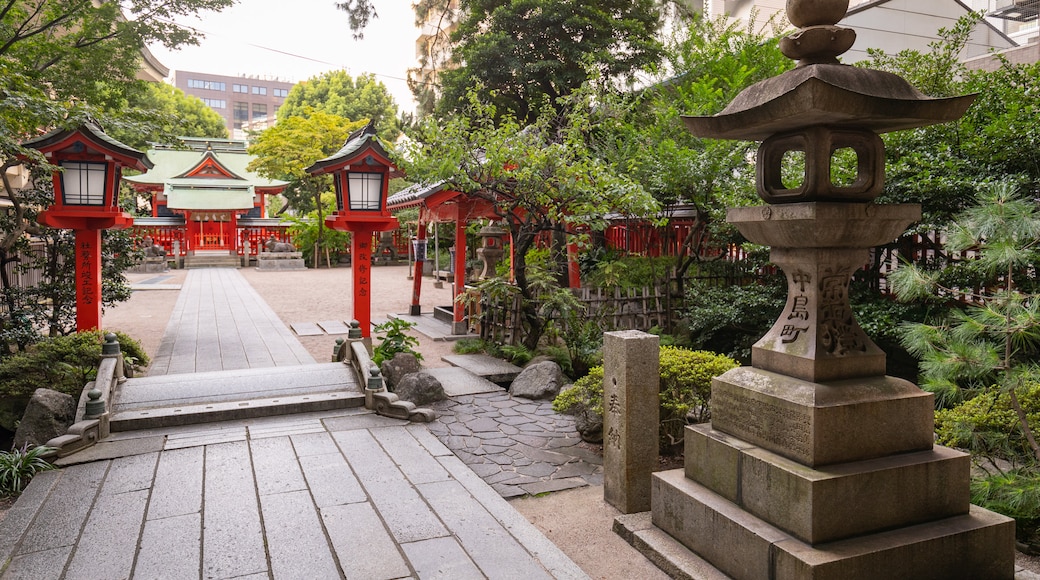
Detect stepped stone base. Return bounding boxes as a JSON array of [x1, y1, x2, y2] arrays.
[[257, 251, 306, 270], [711, 367, 935, 467], [685, 423, 970, 544], [649, 469, 1015, 580]]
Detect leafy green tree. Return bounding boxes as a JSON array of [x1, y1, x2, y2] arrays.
[[437, 0, 663, 122], [105, 81, 229, 150], [864, 13, 1040, 232], [401, 87, 658, 350], [594, 13, 789, 293], [248, 111, 365, 267], [276, 71, 400, 141], [0, 0, 233, 354]]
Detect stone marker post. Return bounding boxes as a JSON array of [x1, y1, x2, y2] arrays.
[[603, 330, 659, 514]]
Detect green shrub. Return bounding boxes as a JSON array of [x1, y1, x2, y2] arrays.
[[554, 366, 604, 416], [0, 444, 55, 496], [659, 347, 739, 449], [372, 318, 423, 366], [972, 469, 1040, 548], [0, 330, 149, 432], [453, 338, 487, 355], [500, 344, 533, 366], [552, 347, 738, 453], [680, 279, 786, 363]]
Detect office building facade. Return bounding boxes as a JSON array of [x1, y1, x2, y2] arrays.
[[171, 71, 296, 139]]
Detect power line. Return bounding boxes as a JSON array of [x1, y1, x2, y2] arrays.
[[156, 17, 421, 86]]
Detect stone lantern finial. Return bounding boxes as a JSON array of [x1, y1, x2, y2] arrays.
[[781, 0, 855, 66]]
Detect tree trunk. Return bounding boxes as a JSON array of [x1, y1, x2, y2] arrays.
[[1009, 387, 1040, 463], [511, 228, 543, 352]]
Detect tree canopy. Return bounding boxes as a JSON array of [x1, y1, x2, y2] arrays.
[[0, 0, 233, 350], [248, 110, 365, 214], [104, 81, 229, 150], [438, 0, 663, 122], [276, 70, 400, 141], [864, 13, 1040, 231], [400, 87, 659, 348]]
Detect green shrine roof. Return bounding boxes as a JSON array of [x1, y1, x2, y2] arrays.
[[124, 140, 286, 211]]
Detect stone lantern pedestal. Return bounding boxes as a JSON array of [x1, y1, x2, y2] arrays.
[[619, 1, 1016, 578]]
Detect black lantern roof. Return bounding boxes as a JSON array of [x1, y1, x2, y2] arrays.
[[305, 120, 396, 176], [22, 122, 152, 170]]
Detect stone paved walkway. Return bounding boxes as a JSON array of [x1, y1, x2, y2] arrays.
[[0, 409, 586, 579], [429, 393, 603, 499], [150, 269, 314, 375]]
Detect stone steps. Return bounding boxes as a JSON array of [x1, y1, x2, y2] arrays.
[[184, 254, 241, 268], [441, 353, 521, 386]]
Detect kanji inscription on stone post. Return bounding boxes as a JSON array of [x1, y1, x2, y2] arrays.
[[603, 330, 659, 514]]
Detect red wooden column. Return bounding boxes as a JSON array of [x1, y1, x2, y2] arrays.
[[352, 229, 375, 336], [74, 229, 103, 332], [452, 213, 468, 334], [567, 240, 581, 288], [410, 221, 427, 316]]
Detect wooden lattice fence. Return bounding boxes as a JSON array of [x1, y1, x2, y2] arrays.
[[477, 283, 673, 346]]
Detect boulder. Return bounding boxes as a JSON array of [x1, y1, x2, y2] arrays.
[[510, 360, 567, 400], [393, 372, 447, 405], [380, 352, 422, 388], [12, 388, 76, 449], [574, 407, 604, 443]]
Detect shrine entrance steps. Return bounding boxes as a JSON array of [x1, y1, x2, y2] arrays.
[[109, 362, 365, 431], [184, 251, 241, 269]]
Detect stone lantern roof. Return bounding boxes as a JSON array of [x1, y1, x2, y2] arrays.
[[682, 64, 976, 141]]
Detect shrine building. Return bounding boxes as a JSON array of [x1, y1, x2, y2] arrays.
[[124, 138, 290, 263]]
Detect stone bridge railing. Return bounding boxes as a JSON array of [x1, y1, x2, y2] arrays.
[[45, 333, 125, 458], [334, 323, 434, 423]]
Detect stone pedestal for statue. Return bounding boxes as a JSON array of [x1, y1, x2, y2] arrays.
[[618, 1, 1016, 578], [256, 251, 306, 271]]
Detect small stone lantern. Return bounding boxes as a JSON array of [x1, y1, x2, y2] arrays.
[[475, 223, 506, 279]]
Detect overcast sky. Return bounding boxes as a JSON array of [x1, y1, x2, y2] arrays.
[[147, 1, 420, 114]]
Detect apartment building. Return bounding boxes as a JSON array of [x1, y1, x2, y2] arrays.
[[703, 0, 1034, 66], [172, 71, 295, 139]]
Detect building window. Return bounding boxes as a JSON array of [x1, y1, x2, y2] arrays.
[[252, 86, 267, 95], [233, 102, 249, 128], [187, 79, 226, 91], [273, 88, 289, 98], [202, 98, 226, 109], [233, 84, 249, 93], [252, 103, 267, 120]]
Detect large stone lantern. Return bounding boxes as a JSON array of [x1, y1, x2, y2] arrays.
[[639, 1, 1016, 578]]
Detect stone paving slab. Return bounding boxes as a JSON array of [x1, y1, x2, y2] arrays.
[[388, 313, 479, 342], [317, 320, 351, 334], [1, 409, 587, 579], [290, 321, 324, 336], [442, 354, 522, 385], [148, 269, 314, 375], [425, 366, 503, 396]]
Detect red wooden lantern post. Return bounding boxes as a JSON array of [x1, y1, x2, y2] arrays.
[[23, 123, 151, 332], [306, 122, 399, 338]]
